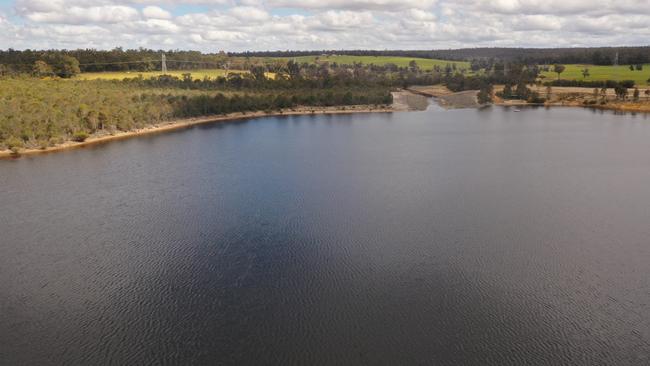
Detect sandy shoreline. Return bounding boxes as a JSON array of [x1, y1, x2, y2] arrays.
[[412, 85, 650, 112], [0, 105, 392, 159], [4, 87, 649, 159]]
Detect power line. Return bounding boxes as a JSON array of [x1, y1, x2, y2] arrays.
[[1, 59, 229, 67]]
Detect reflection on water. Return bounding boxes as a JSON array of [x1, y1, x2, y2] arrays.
[[1, 107, 649, 365]]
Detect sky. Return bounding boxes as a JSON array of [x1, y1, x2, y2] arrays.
[[1, 0, 649, 51]]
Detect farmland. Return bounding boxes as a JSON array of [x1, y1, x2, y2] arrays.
[[77, 69, 246, 81], [540, 64, 650, 85], [281, 55, 470, 70]]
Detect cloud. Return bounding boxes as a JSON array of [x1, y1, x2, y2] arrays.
[[3, 0, 650, 51], [229, 6, 269, 22], [267, 0, 437, 11], [142, 6, 172, 19], [22, 5, 139, 24]]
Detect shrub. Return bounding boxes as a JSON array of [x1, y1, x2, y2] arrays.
[[72, 131, 89, 142], [5, 137, 24, 154], [528, 95, 546, 104]]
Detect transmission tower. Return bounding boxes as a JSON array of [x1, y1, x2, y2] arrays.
[[162, 53, 167, 74]]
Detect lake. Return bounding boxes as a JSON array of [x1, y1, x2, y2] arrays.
[[1, 106, 649, 365]]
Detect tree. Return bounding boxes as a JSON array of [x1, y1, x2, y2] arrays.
[[546, 85, 553, 100], [477, 84, 493, 104], [581, 68, 590, 79], [645, 89, 650, 100], [32, 60, 52, 77], [516, 80, 530, 99], [614, 85, 628, 100], [633, 87, 640, 101], [636, 64, 643, 71], [502, 84, 513, 98], [250, 65, 266, 81], [286, 60, 300, 79], [50, 55, 80, 78], [629, 65, 634, 71], [444, 63, 453, 77], [408, 60, 419, 73], [553, 64, 566, 80], [600, 87, 608, 102]]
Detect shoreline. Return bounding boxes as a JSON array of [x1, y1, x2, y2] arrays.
[[0, 105, 393, 159], [4, 88, 649, 159], [410, 85, 650, 112]]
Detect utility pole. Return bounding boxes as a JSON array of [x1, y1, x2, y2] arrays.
[[162, 53, 167, 74]]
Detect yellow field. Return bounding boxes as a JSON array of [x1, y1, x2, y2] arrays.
[[77, 69, 246, 81]]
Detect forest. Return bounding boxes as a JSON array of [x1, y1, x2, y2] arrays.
[[232, 47, 650, 65], [0, 60, 416, 152], [3, 46, 650, 76]]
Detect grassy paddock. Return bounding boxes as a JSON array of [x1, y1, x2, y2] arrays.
[[540, 64, 650, 85], [280, 55, 470, 70]]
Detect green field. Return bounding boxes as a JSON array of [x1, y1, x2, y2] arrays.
[[282, 55, 469, 70], [77, 69, 246, 81], [540, 64, 650, 85]]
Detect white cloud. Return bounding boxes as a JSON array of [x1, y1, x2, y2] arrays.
[[142, 6, 172, 19], [229, 6, 269, 22], [3, 0, 650, 51], [24, 5, 139, 24], [267, 0, 437, 11]]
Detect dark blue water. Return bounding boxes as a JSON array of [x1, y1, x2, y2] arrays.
[[1, 107, 649, 365]]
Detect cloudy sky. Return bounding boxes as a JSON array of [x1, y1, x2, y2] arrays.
[[1, 0, 649, 51]]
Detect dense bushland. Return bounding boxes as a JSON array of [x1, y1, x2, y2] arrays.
[[0, 76, 392, 150]]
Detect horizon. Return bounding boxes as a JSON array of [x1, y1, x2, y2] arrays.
[[3, 46, 650, 53], [1, 0, 650, 51]]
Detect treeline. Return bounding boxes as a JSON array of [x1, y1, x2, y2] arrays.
[[544, 79, 636, 88], [231, 47, 650, 65], [4, 47, 650, 77], [121, 62, 440, 90], [167, 90, 391, 118], [0, 48, 237, 74]]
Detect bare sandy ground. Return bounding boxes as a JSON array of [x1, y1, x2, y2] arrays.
[[0, 104, 392, 159], [493, 85, 650, 111], [392, 90, 429, 111], [414, 85, 650, 111], [408, 86, 480, 108]]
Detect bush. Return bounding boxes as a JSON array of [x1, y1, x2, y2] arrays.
[[72, 131, 89, 142], [527, 94, 546, 104], [5, 136, 24, 154]]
